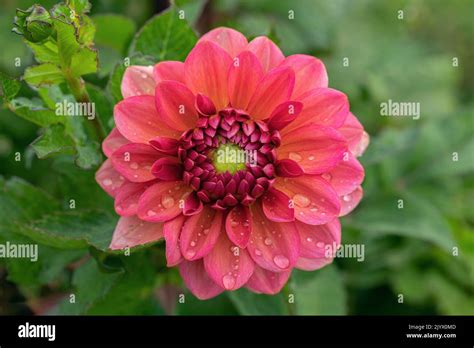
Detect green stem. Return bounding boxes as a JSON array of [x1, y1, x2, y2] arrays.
[[64, 73, 106, 141]]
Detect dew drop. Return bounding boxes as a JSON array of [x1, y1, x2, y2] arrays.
[[264, 238, 273, 246], [308, 155, 315, 161], [254, 249, 262, 256], [130, 162, 139, 170], [190, 241, 196, 247], [222, 275, 236, 290], [103, 179, 113, 186], [186, 250, 196, 258], [322, 173, 332, 181], [273, 255, 290, 269], [203, 228, 210, 235], [147, 210, 156, 217], [343, 194, 352, 202], [231, 220, 238, 227], [306, 237, 313, 243], [161, 195, 175, 208], [317, 242, 325, 248], [293, 194, 311, 207], [289, 152, 302, 162]]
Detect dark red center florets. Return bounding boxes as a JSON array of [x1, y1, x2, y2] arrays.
[[178, 107, 281, 210]]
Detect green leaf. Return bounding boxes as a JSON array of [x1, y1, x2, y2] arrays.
[[25, 40, 60, 64], [0, 72, 21, 102], [70, 47, 98, 76], [77, 15, 95, 46], [69, 0, 92, 14], [0, 176, 60, 225], [54, 19, 80, 68], [348, 192, 454, 251], [292, 266, 347, 315], [23, 63, 64, 86], [14, 209, 117, 250], [93, 14, 136, 53], [8, 97, 60, 126], [228, 289, 287, 315], [55, 259, 123, 315], [31, 124, 74, 158], [129, 7, 197, 61], [87, 83, 114, 132]]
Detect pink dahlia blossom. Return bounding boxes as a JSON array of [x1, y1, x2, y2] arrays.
[[96, 27, 369, 299]]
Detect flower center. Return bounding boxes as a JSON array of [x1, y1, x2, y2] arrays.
[[211, 143, 247, 174], [178, 107, 281, 210]]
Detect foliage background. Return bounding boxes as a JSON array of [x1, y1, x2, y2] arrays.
[[0, 0, 472, 315]]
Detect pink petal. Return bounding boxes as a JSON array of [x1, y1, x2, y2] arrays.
[[339, 186, 363, 216], [95, 159, 126, 197], [149, 136, 179, 156], [245, 266, 291, 295], [163, 214, 186, 266], [183, 192, 203, 216], [195, 93, 216, 116], [267, 101, 303, 131], [338, 112, 369, 157], [227, 51, 264, 110], [179, 205, 224, 261], [274, 175, 341, 225], [151, 157, 184, 181], [137, 181, 192, 222], [179, 260, 224, 300], [280, 54, 328, 98], [283, 88, 349, 133], [296, 219, 340, 259], [121, 65, 155, 98], [155, 81, 198, 131], [111, 143, 160, 183], [114, 181, 152, 216], [114, 95, 181, 143], [295, 256, 333, 271], [247, 36, 285, 73], [262, 188, 294, 222], [324, 153, 364, 196], [110, 215, 164, 250], [185, 41, 232, 110], [275, 159, 304, 177], [225, 205, 252, 248], [153, 61, 185, 84], [198, 27, 248, 57], [247, 66, 295, 120], [247, 202, 300, 272], [203, 233, 255, 290], [102, 128, 129, 158], [278, 124, 348, 174]]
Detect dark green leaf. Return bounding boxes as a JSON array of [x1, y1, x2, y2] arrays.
[[31, 124, 75, 158], [23, 63, 64, 86], [129, 8, 197, 61]]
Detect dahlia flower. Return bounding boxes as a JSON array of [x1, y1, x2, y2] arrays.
[[96, 27, 369, 299]]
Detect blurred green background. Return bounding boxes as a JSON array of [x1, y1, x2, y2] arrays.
[[0, 0, 473, 315]]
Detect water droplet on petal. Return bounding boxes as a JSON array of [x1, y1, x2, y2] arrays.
[[306, 237, 313, 243], [308, 155, 315, 161], [264, 238, 273, 246], [343, 194, 351, 202], [254, 249, 262, 256], [161, 195, 175, 208], [222, 275, 236, 290], [322, 173, 332, 181], [147, 210, 156, 217], [203, 228, 210, 235], [130, 162, 139, 170], [273, 254, 290, 269], [186, 250, 196, 258], [103, 179, 113, 186], [293, 194, 311, 207], [190, 241, 196, 247], [317, 242, 325, 248], [231, 220, 238, 227], [289, 152, 302, 162]]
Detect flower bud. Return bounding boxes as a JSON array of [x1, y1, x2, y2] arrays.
[[12, 5, 53, 43]]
